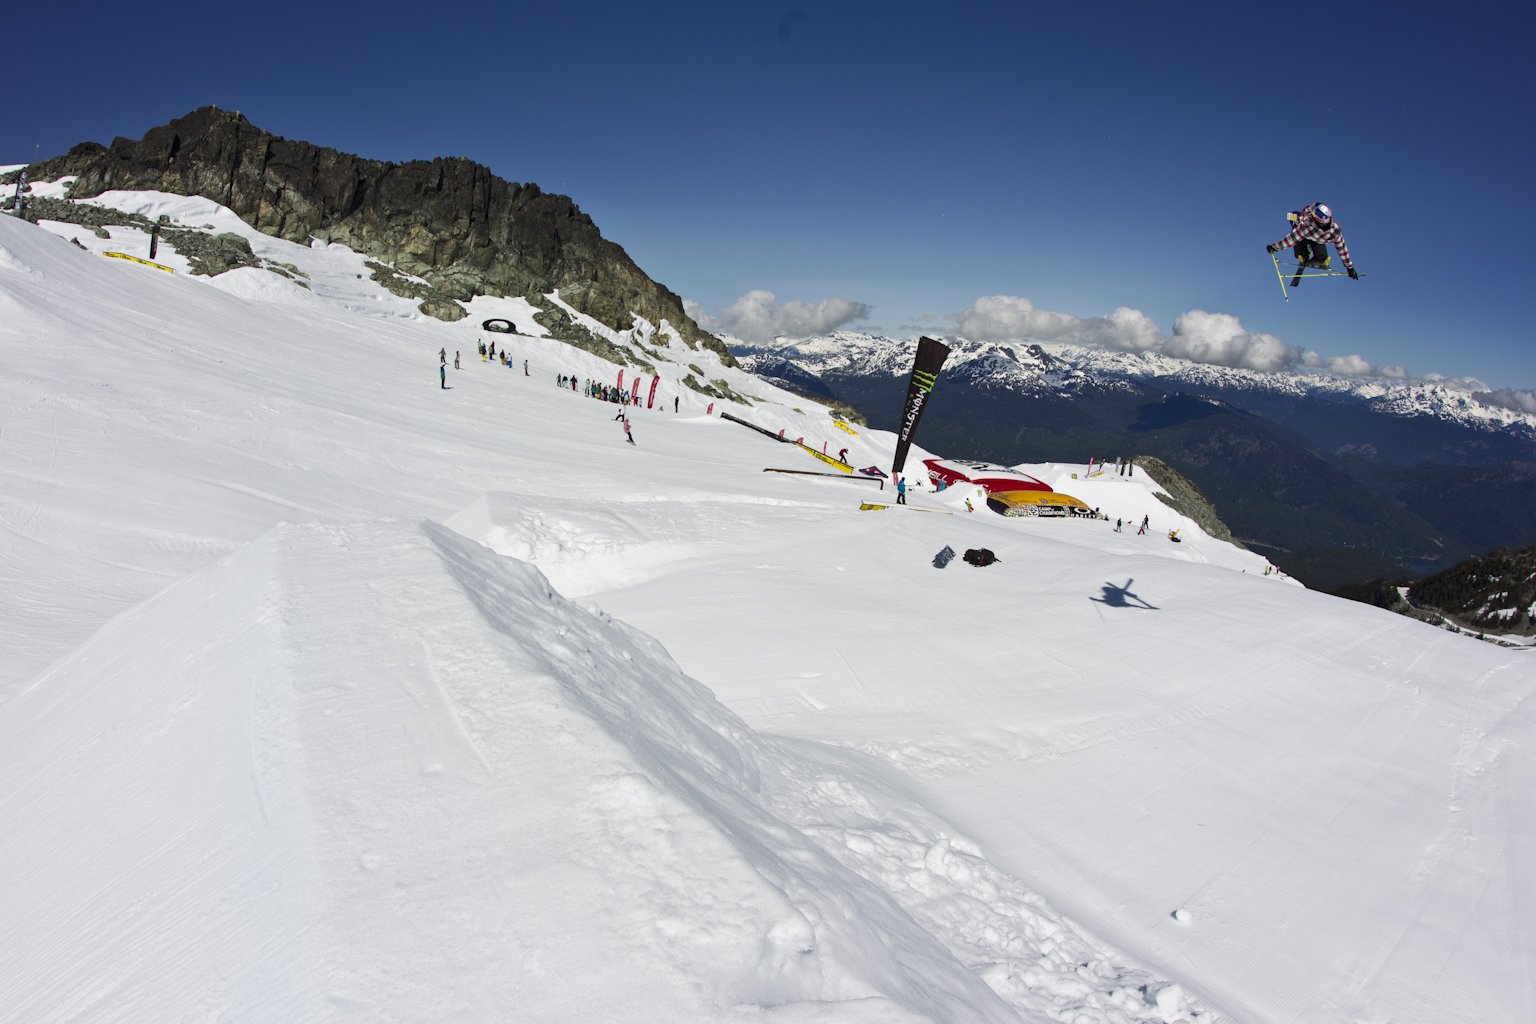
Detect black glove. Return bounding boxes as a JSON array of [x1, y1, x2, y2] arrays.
[[1347, 266, 1359, 280], [1266, 243, 1278, 254]]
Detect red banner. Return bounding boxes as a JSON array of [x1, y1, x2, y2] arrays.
[[647, 375, 659, 409]]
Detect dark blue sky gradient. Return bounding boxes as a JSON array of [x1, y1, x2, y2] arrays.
[[3, 1, 1532, 387]]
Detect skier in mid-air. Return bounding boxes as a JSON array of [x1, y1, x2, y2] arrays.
[[1266, 202, 1360, 280]]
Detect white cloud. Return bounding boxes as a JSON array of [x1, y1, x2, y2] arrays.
[[688, 289, 870, 342], [956, 295, 1080, 342], [1322, 353, 1378, 377], [1422, 373, 1492, 392], [955, 296, 1161, 352], [1475, 388, 1536, 414], [682, 298, 710, 329], [1165, 310, 1300, 373]]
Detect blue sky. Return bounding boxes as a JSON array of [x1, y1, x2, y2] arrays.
[[4, 1, 1533, 393]]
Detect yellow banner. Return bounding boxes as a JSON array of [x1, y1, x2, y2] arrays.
[[104, 251, 174, 273], [832, 420, 859, 435]]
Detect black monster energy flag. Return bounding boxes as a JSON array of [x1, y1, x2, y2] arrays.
[[890, 335, 950, 480]]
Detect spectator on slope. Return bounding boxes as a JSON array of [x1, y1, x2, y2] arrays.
[[674, 396, 679, 413], [454, 351, 460, 370], [896, 475, 907, 505], [439, 363, 446, 390], [1116, 518, 1123, 532]]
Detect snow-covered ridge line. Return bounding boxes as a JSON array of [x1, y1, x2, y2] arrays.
[[737, 331, 1536, 432]]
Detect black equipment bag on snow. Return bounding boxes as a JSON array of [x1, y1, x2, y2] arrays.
[[963, 548, 997, 566]]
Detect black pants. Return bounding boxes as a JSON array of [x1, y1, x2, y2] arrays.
[[1294, 239, 1330, 267]]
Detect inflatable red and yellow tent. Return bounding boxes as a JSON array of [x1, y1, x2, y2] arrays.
[[921, 459, 1091, 517]]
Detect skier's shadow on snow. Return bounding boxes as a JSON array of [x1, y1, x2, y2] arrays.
[[1090, 578, 1158, 610]]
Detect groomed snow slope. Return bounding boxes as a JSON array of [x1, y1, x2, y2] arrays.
[[1, 208, 1532, 1024]]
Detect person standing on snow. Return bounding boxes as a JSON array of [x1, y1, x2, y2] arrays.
[[896, 476, 907, 505], [439, 363, 446, 389], [1266, 202, 1360, 278], [623, 416, 635, 445], [453, 351, 460, 370]]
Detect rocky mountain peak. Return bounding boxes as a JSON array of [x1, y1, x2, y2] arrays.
[[22, 107, 731, 362]]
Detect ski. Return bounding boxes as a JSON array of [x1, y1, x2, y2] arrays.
[[1278, 261, 1355, 279], [1271, 255, 1361, 301]]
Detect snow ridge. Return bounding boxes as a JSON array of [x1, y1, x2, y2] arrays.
[[739, 331, 1536, 432]]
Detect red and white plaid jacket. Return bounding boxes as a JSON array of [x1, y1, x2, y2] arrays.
[[1271, 204, 1354, 270]]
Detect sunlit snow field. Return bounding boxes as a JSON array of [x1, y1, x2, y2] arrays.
[[1, 192, 1531, 1024]]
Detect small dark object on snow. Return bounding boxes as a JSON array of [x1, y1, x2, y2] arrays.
[[933, 545, 956, 569], [963, 548, 998, 567]]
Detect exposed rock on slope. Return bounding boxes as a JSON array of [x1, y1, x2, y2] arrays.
[[20, 106, 732, 364]]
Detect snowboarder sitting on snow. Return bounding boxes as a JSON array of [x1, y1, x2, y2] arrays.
[[1266, 202, 1359, 279]]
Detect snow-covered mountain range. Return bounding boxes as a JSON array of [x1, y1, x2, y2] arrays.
[[736, 330, 1536, 433]]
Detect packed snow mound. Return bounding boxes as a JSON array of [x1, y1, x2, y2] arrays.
[[0, 517, 1212, 1023]]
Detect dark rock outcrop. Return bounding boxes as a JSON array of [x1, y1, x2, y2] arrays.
[[23, 106, 732, 363]]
